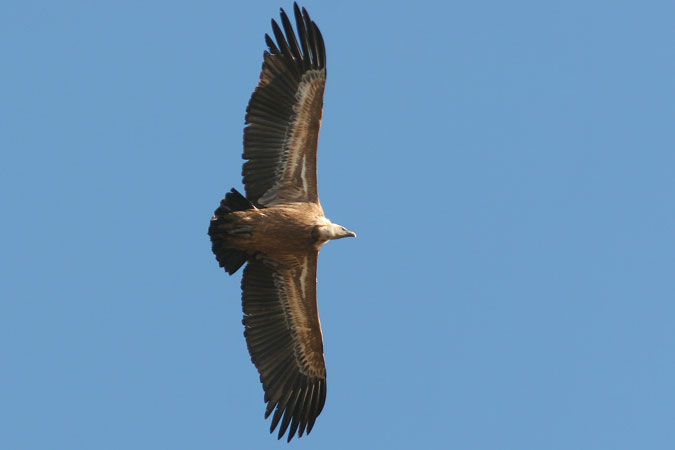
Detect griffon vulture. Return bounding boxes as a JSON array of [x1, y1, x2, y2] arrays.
[[208, 3, 355, 442]]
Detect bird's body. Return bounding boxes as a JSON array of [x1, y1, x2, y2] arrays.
[[220, 202, 326, 256], [208, 3, 354, 442]]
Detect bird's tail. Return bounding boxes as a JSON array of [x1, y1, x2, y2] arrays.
[[208, 188, 255, 275]]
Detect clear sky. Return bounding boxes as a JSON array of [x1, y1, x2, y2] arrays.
[[2, 1, 674, 449]]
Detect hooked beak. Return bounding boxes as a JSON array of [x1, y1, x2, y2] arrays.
[[334, 227, 356, 240]]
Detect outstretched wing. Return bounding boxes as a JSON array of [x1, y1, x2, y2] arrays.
[[241, 251, 327, 442], [242, 4, 326, 207]]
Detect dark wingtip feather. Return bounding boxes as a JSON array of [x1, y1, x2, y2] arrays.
[[264, 398, 277, 419], [278, 387, 301, 441], [292, 3, 310, 70], [306, 379, 326, 434], [315, 22, 326, 68], [269, 385, 293, 434], [264, 33, 279, 54], [264, 4, 325, 71], [262, 377, 326, 441], [297, 383, 315, 437], [287, 387, 309, 441], [279, 7, 302, 62], [270, 19, 291, 60]]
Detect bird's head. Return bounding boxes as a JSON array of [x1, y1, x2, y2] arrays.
[[329, 223, 357, 240], [313, 220, 356, 243]]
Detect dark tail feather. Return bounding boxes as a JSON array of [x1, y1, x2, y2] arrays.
[[208, 188, 254, 275]]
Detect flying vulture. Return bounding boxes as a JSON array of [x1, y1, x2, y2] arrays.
[[208, 3, 355, 442]]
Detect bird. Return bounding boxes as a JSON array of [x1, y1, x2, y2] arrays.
[[208, 3, 355, 442]]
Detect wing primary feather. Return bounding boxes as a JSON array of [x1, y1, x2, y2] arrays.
[[309, 21, 322, 68], [301, 7, 316, 66], [264, 34, 279, 54], [287, 386, 310, 441], [293, 3, 310, 69], [261, 55, 299, 92], [255, 353, 293, 382], [271, 20, 293, 64], [269, 378, 296, 434], [264, 362, 297, 407], [278, 382, 303, 441], [315, 22, 326, 68], [297, 383, 314, 437], [265, 398, 278, 419], [265, 360, 297, 410], [280, 8, 302, 62], [306, 379, 326, 434]]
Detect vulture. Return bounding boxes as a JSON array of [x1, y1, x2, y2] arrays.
[[208, 3, 355, 442]]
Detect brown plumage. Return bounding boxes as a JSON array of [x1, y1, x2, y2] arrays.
[[208, 3, 355, 442]]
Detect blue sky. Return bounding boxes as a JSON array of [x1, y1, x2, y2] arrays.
[[2, 1, 675, 448]]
